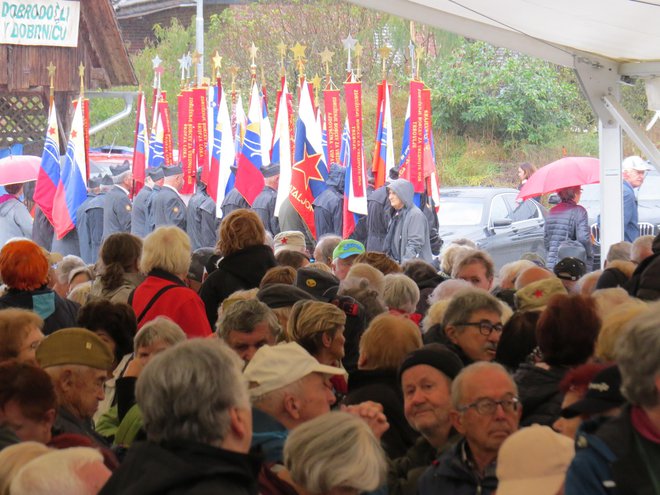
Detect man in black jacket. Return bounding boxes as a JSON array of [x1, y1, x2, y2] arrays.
[[100, 339, 258, 495]]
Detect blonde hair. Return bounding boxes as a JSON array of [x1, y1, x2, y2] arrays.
[[383, 273, 420, 313], [284, 411, 386, 494], [359, 313, 422, 370], [595, 300, 649, 361], [0, 442, 51, 495], [217, 209, 265, 257], [140, 227, 191, 276], [345, 263, 385, 295], [440, 244, 472, 275], [592, 287, 635, 319], [0, 308, 43, 362], [288, 300, 346, 356], [66, 280, 92, 306], [421, 300, 451, 333]]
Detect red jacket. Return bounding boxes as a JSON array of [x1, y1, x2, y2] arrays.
[[131, 270, 212, 338]]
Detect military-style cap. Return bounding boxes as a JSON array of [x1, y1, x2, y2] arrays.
[[162, 164, 183, 177], [88, 176, 101, 189], [147, 166, 165, 181], [36, 328, 114, 370], [258, 283, 314, 308], [110, 161, 131, 176], [260, 164, 280, 178], [101, 174, 114, 186], [295, 267, 339, 301], [273, 231, 307, 255], [514, 277, 567, 312]]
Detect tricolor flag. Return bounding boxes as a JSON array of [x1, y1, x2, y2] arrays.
[[233, 94, 247, 155], [272, 77, 293, 216], [52, 99, 87, 239], [34, 102, 61, 225], [132, 91, 149, 195], [372, 81, 395, 189], [148, 108, 166, 169], [234, 81, 266, 205], [260, 89, 273, 169], [290, 80, 328, 239], [207, 86, 235, 218]]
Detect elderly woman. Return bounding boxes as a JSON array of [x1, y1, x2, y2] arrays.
[[544, 185, 593, 270], [0, 308, 44, 365], [288, 300, 347, 367], [345, 313, 422, 459], [0, 240, 79, 334], [383, 273, 422, 324], [283, 411, 386, 495], [89, 233, 143, 304], [200, 209, 277, 328], [131, 227, 211, 337], [514, 293, 601, 427]]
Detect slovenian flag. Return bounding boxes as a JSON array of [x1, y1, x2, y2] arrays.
[[132, 92, 149, 195], [272, 77, 293, 217], [234, 81, 266, 205], [34, 101, 61, 225], [52, 99, 87, 239], [148, 108, 165, 169], [207, 86, 235, 218], [340, 119, 367, 238]]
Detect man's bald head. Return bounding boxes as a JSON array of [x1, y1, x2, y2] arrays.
[[514, 266, 554, 291]]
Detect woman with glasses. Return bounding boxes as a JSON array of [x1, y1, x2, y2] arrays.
[[514, 293, 601, 428]]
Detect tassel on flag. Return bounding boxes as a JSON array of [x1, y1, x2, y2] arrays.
[[234, 80, 266, 205], [34, 101, 61, 225], [272, 77, 293, 216], [207, 86, 235, 218], [132, 91, 149, 195], [52, 97, 87, 239]]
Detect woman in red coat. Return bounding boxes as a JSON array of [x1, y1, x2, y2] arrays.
[[131, 226, 212, 338]]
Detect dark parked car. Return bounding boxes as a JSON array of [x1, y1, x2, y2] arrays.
[[437, 187, 546, 269]]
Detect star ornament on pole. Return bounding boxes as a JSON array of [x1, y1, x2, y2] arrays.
[[342, 34, 357, 72], [292, 148, 324, 191], [212, 50, 223, 78]]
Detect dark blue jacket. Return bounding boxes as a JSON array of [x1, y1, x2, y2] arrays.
[[418, 439, 498, 495], [131, 185, 152, 238], [250, 407, 288, 464], [152, 186, 186, 231], [221, 188, 249, 219], [544, 200, 592, 270], [103, 185, 132, 239], [252, 186, 280, 236], [186, 186, 218, 250], [623, 181, 640, 242], [313, 164, 345, 238], [367, 185, 392, 252]]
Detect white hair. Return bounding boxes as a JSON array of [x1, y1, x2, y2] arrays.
[[10, 447, 104, 495], [427, 279, 472, 305]]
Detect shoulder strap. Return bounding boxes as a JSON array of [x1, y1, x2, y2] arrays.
[[135, 284, 179, 324]]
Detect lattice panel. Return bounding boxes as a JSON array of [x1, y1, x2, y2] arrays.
[[0, 94, 47, 150]]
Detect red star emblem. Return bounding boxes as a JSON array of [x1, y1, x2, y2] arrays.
[[292, 148, 323, 191], [281, 237, 288, 244], [533, 289, 544, 298], [48, 127, 56, 136], [71, 130, 77, 138]]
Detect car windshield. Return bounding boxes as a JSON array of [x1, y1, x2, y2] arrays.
[[438, 198, 483, 226]]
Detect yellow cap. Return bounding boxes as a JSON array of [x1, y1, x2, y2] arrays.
[[36, 328, 114, 370]]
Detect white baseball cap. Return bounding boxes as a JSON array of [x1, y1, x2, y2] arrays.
[[244, 342, 345, 398], [622, 156, 653, 172], [273, 230, 307, 256]]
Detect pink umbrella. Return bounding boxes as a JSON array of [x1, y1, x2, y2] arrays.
[[517, 157, 600, 201], [0, 155, 41, 186]]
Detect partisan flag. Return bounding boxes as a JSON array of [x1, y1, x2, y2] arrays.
[[207, 86, 235, 218], [372, 81, 395, 189], [132, 92, 149, 195], [234, 81, 266, 205], [52, 99, 87, 239], [34, 102, 61, 225], [290, 80, 328, 238], [148, 108, 166, 168], [272, 77, 293, 216], [339, 118, 367, 238]]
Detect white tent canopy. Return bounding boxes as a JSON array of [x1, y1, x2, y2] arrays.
[[350, 0, 660, 261]]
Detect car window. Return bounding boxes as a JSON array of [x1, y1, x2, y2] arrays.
[[438, 199, 483, 226], [503, 194, 540, 222], [489, 195, 509, 223]]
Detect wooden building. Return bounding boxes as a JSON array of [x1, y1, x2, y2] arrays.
[[0, 0, 137, 154]]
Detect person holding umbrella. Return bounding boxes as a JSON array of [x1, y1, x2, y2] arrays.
[[0, 182, 33, 247]]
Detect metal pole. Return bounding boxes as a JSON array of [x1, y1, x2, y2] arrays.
[[196, 0, 204, 86]]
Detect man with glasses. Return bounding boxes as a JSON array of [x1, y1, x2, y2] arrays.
[[622, 156, 652, 242], [442, 289, 503, 366], [418, 362, 521, 495]]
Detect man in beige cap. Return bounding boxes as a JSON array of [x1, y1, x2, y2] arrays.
[[273, 230, 308, 257], [36, 327, 114, 447]]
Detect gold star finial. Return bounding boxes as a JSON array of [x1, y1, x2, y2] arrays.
[[249, 42, 259, 62], [354, 42, 364, 59], [320, 48, 334, 65], [192, 51, 202, 65], [212, 50, 222, 77], [291, 42, 307, 60]]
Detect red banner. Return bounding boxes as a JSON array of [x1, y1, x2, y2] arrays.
[[177, 90, 195, 193], [344, 82, 365, 198], [408, 80, 425, 193], [421, 88, 435, 179], [159, 99, 174, 166], [323, 89, 341, 166], [192, 87, 209, 189]]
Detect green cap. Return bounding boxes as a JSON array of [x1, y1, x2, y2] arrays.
[[332, 239, 365, 260], [36, 328, 114, 370]]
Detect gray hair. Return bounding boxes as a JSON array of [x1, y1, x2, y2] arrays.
[[615, 306, 660, 408], [383, 273, 420, 313], [428, 279, 472, 305], [314, 234, 342, 265], [631, 235, 654, 263], [216, 298, 281, 340], [55, 255, 86, 285], [606, 241, 632, 263], [451, 361, 517, 408], [451, 249, 495, 281], [134, 316, 187, 350], [498, 260, 536, 288], [10, 447, 104, 495], [137, 339, 249, 444], [284, 411, 386, 494], [114, 170, 132, 184], [442, 288, 502, 328]]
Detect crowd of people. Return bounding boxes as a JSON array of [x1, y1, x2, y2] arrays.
[[0, 159, 658, 495]]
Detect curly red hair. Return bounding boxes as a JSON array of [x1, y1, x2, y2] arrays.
[[0, 240, 49, 290]]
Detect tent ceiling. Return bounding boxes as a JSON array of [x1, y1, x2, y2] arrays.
[[350, 0, 660, 69]]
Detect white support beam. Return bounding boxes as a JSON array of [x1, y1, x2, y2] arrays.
[[619, 61, 660, 78]]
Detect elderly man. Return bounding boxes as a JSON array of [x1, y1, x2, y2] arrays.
[[631, 234, 654, 265], [103, 162, 133, 239], [565, 309, 660, 495], [442, 289, 503, 365], [332, 239, 365, 281], [314, 234, 342, 266], [452, 250, 495, 291], [621, 156, 652, 242], [100, 339, 256, 494], [252, 163, 281, 236], [217, 299, 281, 363], [152, 164, 187, 231], [389, 345, 464, 495], [36, 328, 114, 448], [131, 166, 163, 239], [418, 362, 522, 495]]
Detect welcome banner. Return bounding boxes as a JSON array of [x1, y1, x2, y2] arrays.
[[0, 0, 79, 47]]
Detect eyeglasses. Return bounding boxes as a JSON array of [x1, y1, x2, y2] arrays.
[[458, 396, 520, 415], [455, 320, 503, 336]]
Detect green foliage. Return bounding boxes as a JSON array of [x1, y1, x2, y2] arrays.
[[428, 40, 591, 144]]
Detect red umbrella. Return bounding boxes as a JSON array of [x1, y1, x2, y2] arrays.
[[517, 157, 599, 201], [0, 155, 41, 186]]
